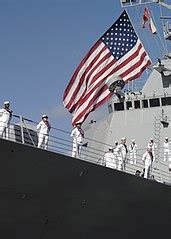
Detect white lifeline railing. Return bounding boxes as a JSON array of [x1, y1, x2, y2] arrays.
[[0, 114, 170, 186]]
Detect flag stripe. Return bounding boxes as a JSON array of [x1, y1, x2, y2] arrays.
[[72, 85, 112, 125], [63, 40, 103, 102], [66, 46, 112, 111]]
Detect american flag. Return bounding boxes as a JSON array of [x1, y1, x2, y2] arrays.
[[63, 10, 152, 125]]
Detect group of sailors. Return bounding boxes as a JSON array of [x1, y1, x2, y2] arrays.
[[69, 121, 171, 180], [1, 100, 171, 179], [0, 101, 51, 150], [103, 137, 171, 179], [103, 137, 138, 171]]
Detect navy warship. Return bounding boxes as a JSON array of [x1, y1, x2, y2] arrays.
[[0, 1, 171, 238]]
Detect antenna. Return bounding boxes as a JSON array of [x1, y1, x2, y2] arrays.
[[120, 0, 156, 8]]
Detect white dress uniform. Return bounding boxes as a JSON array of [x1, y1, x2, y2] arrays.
[[0, 104, 12, 139], [163, 138, 170, 162], [37, 117, 51, 150], [70, 126, 84, 158], [117, 143, 128, 171], [129, 141, 138, 165], [104, 149, 116, 169], [142, 150, 153, 179]]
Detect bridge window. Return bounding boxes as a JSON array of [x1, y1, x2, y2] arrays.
[[142, 99, 148, 108], [149, 98, 160, 107], [134, 100, 140, 109], [161, 97, 171, 106], [126, 101, 132, 110], [114, 102, 124, 111]]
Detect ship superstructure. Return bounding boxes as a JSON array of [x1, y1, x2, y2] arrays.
[[82, 1, 171, 183]]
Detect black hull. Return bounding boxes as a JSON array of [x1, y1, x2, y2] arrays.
[[0, 138, 170, 239]]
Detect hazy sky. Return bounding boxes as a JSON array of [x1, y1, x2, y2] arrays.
[[0, 0, 170, 132]]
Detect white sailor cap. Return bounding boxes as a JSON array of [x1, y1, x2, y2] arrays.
[[109, 146, 113, 150], [131, 139, 135, 142], [42, 114, 48, 118], [121, 137, 126, 141], [165, 137, 168, 139], [4, 101, 10, 105], [115, 141, 118, 144], [150, 138, 153, 141]]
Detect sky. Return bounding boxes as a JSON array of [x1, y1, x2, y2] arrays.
[[0, 0, 170, 133]]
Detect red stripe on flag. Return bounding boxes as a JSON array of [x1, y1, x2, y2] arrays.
[[63, 40, 101, 101]]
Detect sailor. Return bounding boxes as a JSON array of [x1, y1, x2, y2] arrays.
[[117, 137, 128, 171], [103, 147, 116, 169], [163, 137, 170, 162], [147, 138, 157, 161], [70, 122, 84, 158], [37, 115, 51, 150], [0, 101, 12, 139], [129, 139, 138, 164], [142, 147, 153, 179]]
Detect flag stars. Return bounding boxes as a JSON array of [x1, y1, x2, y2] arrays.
[[101, 12, 138, 60]]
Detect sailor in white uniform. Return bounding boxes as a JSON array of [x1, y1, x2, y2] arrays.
[[70, 123, 84, 158], [117, 137, 128, 171], [142, 147, 153, 179], [37, 115, 51, 150], [0, 101, 12, 139], [163, 137, 171, 162], [104, 147, 116, 169], [129, 139, 138, 165], [147, 138, 157, 162]]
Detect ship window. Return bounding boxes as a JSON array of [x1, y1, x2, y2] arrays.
[[134, 100, 140, 109], [149, 98, 160, 107], [108, 104, 113, 113], [126, 101, 132, 110], [142, 99, 148, 108], [114, 102, 124, 111], [161, 97, 171, 106]]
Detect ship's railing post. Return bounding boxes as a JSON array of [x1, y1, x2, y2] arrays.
[[22, 117, 36, 147], [20, 115, 25, 144]]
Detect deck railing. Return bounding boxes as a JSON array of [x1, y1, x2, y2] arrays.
[[0, 114, 170, 186]]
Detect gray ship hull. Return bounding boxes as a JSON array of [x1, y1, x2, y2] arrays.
[[0, 138, 170, 239]]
